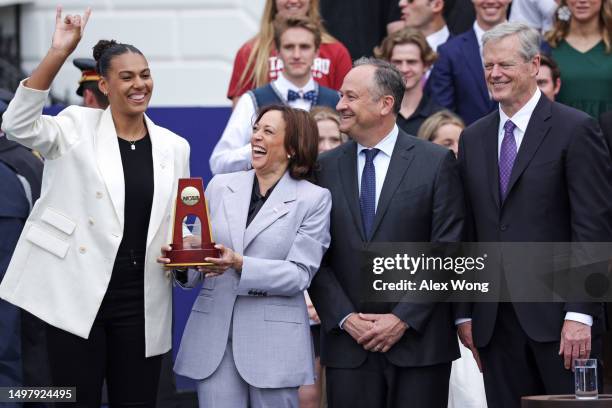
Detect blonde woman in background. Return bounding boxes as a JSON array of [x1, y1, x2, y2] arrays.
[[227, 0, 352, 105], [417, 110, 464, 157], [311, 106, 348, 154]]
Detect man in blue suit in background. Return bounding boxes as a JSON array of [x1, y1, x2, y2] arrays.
[[0, 90, 44, 404], [0, 161, 30, 394], [428, 0, 511, 125]]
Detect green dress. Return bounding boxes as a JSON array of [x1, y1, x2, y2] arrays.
[[552, 40, 612, 119]]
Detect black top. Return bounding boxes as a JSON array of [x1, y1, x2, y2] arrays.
[[117, 134, 154, 255], [246, 176, 279, 228], [396, 93, 445, 136]]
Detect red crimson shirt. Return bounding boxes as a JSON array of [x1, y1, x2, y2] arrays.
[[227, 38, 352, 100]]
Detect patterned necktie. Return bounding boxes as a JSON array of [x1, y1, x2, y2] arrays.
[[360, 148, 380, 239], [287, 90, 316, 102], [499, 119, 517, 201]]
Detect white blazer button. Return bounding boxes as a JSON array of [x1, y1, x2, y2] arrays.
[[96, 191, 103, 199], [79, 246, 87, 254], [88, 217, 95, 226]]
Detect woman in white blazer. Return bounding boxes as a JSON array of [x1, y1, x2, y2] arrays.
[[0, 8, 190, 406], [160, 105, 331, 408]]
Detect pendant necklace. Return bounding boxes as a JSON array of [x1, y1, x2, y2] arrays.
[[118, 122, 146, 151]]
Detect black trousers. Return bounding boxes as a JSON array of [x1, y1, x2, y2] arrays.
[[326, 352, 451, 408], [45, 252, 162, 407], [479, 303, 603, 408]]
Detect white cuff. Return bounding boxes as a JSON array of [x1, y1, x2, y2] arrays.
[[339, 313, 352, 330], [455, 318, 472, 326], [564, 312, 593, 326], [19, 77, 51, 94]]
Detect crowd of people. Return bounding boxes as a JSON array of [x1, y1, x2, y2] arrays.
[[1, 1, 612, 408]]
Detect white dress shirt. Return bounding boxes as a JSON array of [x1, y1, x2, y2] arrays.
[[426, 25, 450, 52], [497, 87, 542, 157], [475, 20, 503, 100], [509, 0, 557, 32], [209, 74, 317, 175], [340, 125, 399, 329], [473, 20, 487, 67], [457, 88, 593, 327], [356, 125, 399, 212]]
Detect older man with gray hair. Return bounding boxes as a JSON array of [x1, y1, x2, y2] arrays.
[[456, 22, 611, 407], [309, 57, 465, 408]]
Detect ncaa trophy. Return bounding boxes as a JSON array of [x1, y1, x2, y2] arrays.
[[164, 178, 220, 267]]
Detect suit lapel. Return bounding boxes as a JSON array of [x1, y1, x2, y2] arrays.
[[145, 115, 174, 247], [243, 171, 295, 251], [503, 95, 552, 204], [95, 108, 124, 228], [222, 171, 253, 255], [482, 113, 501, 209], [461, 30, 490, 106], [369, 132, 415, 240], [337, 141, 366, 241]]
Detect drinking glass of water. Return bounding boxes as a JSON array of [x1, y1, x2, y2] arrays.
[[574, 358, 598, 400]]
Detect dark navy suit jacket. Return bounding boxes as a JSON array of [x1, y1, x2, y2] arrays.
[[428, 28, 497, 125], [0, 160, 29, 389], [458, 94, 612, 347]]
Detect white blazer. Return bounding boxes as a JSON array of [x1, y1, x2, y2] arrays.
[[0, 80, 190, 357]]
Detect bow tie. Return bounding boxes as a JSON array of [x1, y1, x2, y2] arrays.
[[287, 90, 316, 102]]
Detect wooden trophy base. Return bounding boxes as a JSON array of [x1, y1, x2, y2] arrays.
[[164, 243, 221, 267]]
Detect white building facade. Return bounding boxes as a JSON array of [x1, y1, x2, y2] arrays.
[[17, 0, 265, 106]]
